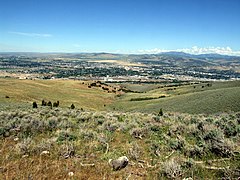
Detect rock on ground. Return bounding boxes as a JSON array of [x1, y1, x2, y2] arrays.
[[109, 156, 129, 171]]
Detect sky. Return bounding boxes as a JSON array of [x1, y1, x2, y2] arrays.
[[0, 0, 240, 55]]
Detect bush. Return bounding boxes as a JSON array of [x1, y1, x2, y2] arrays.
[[59, 142, 75, 159], [103, 121, 119, 132], [80, 129, 96, 141], [128, 142, 141, 160], [161, 159, 182, 179], [150, 141, 161, 157], [203, 128, 224, 142], [210, 139, 234, 157], [20, 118, 46, 136], [224, 121, 238, 137], [130, 127, 148, 139], [57, 131, 77, 142], [186, 145, 205, 158], [32, 138, 56, 154], [0, 127, 8, 137], [169, 137, 185, 151], [16, 137, 32, 155], [153, 115, 161, 122], [47, 117, 58, 130]]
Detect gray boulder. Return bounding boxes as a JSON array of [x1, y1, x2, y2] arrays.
[[109, 156, 129, 171]]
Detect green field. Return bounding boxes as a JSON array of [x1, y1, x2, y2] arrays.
[[110, 81, 240, 114]]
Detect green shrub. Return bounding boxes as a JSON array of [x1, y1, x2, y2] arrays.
[[203, 128, 223, 141], [210, 139, 234, 157], [186, 145, 205, 158], [0, 127, 7, 136], [16, 137, 32, 155], [80, 130, 96, 141], [130, 127, 148, 139], [153, 115, 162, 122], [48, 118, 58, 130], [224, 121, 238, 137], [59, 142, 75, 159], [103, 121, 119, 132], [169, 138, 185, 151], [161, 159, 182, 179], [128, 142, 141, 160], [57, 131, 77, 142]]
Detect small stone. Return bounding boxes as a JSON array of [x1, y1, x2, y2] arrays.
[[182, 178, 193, 180], [22, 155, 29, 158], [40, 151, 50, 155], [68, 172, 74, 176], [109, 156, 129, 171], [14, 137, 19, 141]]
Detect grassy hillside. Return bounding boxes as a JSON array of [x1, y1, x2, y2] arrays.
[[0, 108, 239, 179], [0, 79, 239, 179], [1, 78, 240, 114], [111, 81, 240, 114], [0, 78, 114, 111]]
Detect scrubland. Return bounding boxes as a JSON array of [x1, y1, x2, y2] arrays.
[[0, 107, 239, 179]]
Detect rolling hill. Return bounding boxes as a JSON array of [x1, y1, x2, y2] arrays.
[[0, 78, 114, 111], [0, 78, 240, 179], [110, 81, 240, 114]]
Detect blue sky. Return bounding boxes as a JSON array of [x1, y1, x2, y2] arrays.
[[1, 0, 240, 55]]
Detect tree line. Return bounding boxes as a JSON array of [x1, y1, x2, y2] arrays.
[[33, 100, 75, 109]]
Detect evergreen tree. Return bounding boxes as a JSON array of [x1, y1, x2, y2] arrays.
[[47, 101, 52, 109], [41, 100, 47, 106], [33, 102, 38, 108], [158, 108, 163, 116], [53, 101, 59, 107], [70, 104, 75, 109]]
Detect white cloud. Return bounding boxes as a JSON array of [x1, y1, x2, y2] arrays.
[[137, 46, 240, 56], [73, 44, 81, 48], [8, 31, 52, 37]]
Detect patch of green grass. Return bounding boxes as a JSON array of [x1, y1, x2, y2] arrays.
[[111, 81, 240, 114]]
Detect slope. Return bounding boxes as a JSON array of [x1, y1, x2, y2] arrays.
[[111, 81, 240, 114], [0, 78, 114, 110]]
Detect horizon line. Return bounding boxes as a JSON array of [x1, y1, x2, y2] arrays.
[[0, 51, 240, 56]]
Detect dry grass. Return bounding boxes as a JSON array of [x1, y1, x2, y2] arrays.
[[0, 78, 115, 110], [87, 60, 144, 67]]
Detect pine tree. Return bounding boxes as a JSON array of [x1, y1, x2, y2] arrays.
[[70, 104, 75, 109], [47, 101, 52, 109], [158, 108, 163, 116], [33, 102, 38, 108]]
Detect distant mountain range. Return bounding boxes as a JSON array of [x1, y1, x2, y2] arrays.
[[158, 51, 237, 59], [1, 51, 240, 63], [0, 51, 239, 58]]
